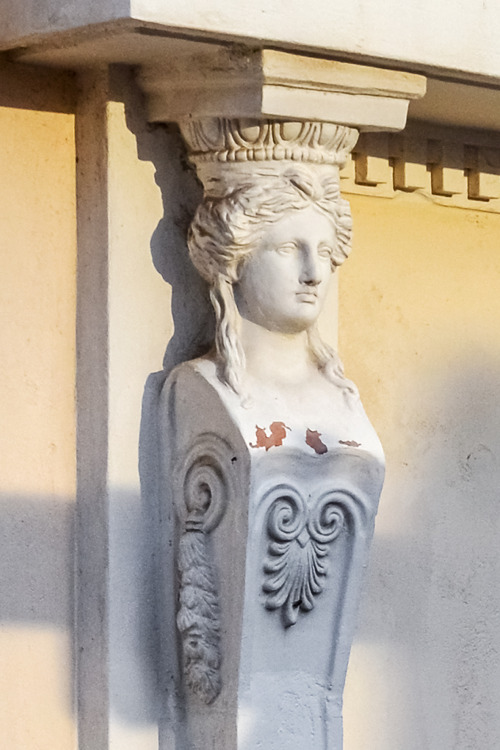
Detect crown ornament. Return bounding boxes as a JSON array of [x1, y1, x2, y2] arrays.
[[180, 118, 359, 169]]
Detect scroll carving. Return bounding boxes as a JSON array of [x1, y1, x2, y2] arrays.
[[263, 485, 346, 626], [175, 434, 232, 704]]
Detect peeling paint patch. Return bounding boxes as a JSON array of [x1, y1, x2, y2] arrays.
[[339, 439, 362, 448], [250, 422, 290, 451], [306, 429, 328, 455]]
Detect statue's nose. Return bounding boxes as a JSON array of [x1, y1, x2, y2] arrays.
[[300, 246, 322, 285]]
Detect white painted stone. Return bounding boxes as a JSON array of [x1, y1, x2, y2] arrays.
[[159, 119, 385, 749]]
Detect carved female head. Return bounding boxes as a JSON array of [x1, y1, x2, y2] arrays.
[[188, 166, 356, 397]]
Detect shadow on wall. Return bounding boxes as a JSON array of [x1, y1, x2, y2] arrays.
[[348, 352, 500, 750], [120, 67, 213, 374], [107, 487, 167, 725], [0, 494, 74, 627], [0, 490, 162, 727], [0, 493, 75, 724]]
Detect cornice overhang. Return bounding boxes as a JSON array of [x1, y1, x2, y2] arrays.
[[3, 0, 500, 87], [4, 15, 500, 135]]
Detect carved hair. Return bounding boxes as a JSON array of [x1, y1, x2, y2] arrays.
[[188, 167, 358, 398]]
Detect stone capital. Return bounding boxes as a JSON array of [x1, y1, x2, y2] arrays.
[[139, 47, 426, 132]]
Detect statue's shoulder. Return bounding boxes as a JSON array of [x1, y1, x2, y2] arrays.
[[160, 355, 234, 429], [162, 356, 217, 397], [160, 355, 249, 461]]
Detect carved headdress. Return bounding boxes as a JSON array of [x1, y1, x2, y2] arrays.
[[180, 117, 358, 195]]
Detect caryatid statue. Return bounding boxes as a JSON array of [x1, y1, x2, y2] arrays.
[[159, 118, 385, 750]]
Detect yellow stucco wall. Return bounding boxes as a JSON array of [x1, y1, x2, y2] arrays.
[[341, 191, 500, 748], [0, 74, 77, 749]]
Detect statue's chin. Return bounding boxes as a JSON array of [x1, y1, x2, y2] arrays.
[[266, 314, 321, 336], [239, 308, 323, 336]]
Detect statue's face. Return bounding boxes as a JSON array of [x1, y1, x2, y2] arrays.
[[235, 205, 335, 334]]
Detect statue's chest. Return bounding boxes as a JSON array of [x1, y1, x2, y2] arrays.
[[217, 380, 384, 463]]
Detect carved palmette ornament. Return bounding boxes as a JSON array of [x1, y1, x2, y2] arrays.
[[263, 485, 347, 627], [175, 434, 232, 704]]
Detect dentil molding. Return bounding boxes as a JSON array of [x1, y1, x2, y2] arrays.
[[341, 123, 500, 212]]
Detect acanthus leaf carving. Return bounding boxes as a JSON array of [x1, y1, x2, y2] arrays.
[[177, 527, 221, 703], [175, 434, 232, 704]]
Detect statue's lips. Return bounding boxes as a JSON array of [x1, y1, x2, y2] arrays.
[[296, 290, 318, 303]]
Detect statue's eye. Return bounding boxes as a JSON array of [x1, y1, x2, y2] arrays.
[[275, 242, 298, 256], [318, 244, 333, 259]]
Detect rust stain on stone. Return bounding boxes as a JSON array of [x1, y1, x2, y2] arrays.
[[306, 429, 328, 455], [250, 422, 291, 451], [339, 439, 362, 448]]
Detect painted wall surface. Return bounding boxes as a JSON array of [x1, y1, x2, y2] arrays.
[[340, 191, 500, 749], [0, 89, 77, 746]]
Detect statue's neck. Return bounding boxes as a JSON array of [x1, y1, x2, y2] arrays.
[[239, 318, 316, 387]]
